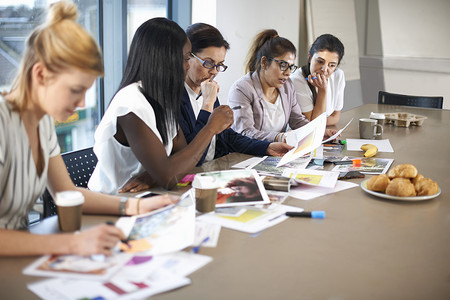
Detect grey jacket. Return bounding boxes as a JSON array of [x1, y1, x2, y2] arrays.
[[228, 71, 309, 142]]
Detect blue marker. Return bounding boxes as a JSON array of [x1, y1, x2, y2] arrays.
[[305, 76, 318, 80], [285, 211, 325, 219]]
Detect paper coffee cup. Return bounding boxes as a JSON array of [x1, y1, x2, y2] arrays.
[[192, 175, 218, 213], [55, 191, 85, 232], [370, 112, 386, 125]]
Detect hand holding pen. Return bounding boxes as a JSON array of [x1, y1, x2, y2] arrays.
[[196, 73, 218, 100], [305, 73, 327, 89]]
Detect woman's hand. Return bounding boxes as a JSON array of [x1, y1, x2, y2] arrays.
[[206, 105, 234, 134], [307, 73, 328, 90], [324, 128, 340, 139], [139, 194, 179, 214], [70, 224, 126, 256], [119, 171, 155, 193], [200, 79, 219, 112], [266, 142, 294, 156]]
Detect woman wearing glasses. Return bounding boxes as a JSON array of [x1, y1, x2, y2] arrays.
[[228, 29, 309, 142], [88, 18, 233, 194], [290, 34, 345, 125], [180, 23, 292, 166]]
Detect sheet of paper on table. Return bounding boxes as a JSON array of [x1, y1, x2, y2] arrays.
[[331, 156, 394, 174], [346, 139, 394, 152], [242, 155, 312, 176], [197, 204, 303, 234], [289, 180, 359, 201], [194, 221, 221, 248], [282, 168, 340, 189], [28, 251, 211, 300]]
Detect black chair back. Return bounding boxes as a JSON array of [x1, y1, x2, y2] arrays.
[[42, 147, 98, 218], [378, 91, 443, 109]]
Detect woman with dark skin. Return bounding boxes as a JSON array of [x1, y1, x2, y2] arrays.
[[88, 18, 233, 194]]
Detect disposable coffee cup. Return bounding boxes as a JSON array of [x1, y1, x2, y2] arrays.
[[192, 175, 218, 213], [369, 112, 385, 139], [55, 191, 85, 232], [369, 112, 386, 125], [359, 118, 383, 140]]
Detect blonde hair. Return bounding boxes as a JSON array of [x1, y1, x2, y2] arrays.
[[8, 0, 104, 111]]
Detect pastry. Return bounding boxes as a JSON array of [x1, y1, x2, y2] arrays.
[[385, 178, 416, 197], [387, 164, 418, 179], [411, 174, 424, 185], [414, 177, 439, 196], [366, 174, 390, 192]]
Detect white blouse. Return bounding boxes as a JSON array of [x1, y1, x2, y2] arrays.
[[291, 68, 345, 116], [260, 94, 286, 132], [88, 82, 176, 194]]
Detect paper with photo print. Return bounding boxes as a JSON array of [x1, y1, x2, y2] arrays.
[[282, 168, 340, 189], [114, 190, 196, 255], [195, 169, 270, 207], [277, 113, 326, 167]]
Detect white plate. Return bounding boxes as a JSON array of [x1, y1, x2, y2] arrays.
[[360, 179, 441, 201]]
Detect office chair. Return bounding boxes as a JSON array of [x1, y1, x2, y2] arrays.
[[378, 91, 443, 109], [42, 147, 98, 219]]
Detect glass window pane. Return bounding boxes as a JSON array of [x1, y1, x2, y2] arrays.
[[127, 0, 167, 49], [0, 0, 100, 153]]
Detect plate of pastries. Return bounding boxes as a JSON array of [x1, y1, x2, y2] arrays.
[[361, 164, 441, 201]]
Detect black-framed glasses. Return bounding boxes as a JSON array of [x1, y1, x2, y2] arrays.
[[191, 52, 228, 72], [268, 57, 298, 73]]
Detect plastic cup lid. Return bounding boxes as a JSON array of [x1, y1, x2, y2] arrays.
[[192, 175, 218, 189], [55, 191, 85, 206], [370, 112, 386, 119]]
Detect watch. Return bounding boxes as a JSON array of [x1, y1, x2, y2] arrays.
[[119, 197, 128, 215]]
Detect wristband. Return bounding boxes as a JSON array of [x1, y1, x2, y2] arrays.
[[119, 197, 128, 215]]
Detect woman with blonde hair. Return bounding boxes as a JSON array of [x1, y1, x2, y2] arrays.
[[0, 1, 173, 257]]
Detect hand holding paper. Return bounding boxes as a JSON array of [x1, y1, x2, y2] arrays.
[[276, 113, 327, 167]]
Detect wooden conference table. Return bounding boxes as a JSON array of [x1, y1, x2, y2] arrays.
[[1, 104, 449, 299]]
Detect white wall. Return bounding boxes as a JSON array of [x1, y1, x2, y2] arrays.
[[357, 0, 450, 108], [215, 0, 300, 104], [379, 0, 450, 59]]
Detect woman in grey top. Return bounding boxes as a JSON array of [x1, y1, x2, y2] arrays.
[[228, 29, 335, 142], [0, 1, 173, 256]]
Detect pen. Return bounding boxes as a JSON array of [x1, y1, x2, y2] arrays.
[[285, 211, 325, 219], [191, 236, 210, 253], [196, 73, 218, 100], [106, 221, 131, 248], [231, 105, 242, 110], [305, 76, 318, 80]]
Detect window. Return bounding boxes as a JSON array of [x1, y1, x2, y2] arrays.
[[0, 0, 189, 153], [0, 0, 100, 153], [127, 0, 167, 49]]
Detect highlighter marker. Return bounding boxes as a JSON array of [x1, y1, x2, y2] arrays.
[[285, 211, 325, 219]]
